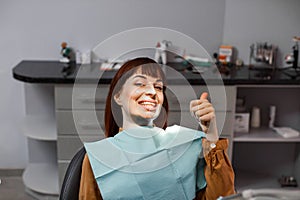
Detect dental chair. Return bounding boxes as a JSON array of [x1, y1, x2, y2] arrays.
[[59, 147, 86, 200]]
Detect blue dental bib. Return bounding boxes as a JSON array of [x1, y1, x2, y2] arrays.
[[85, 125, 206, 200]]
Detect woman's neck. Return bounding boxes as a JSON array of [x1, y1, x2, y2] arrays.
[[122, 119, 153, 130]]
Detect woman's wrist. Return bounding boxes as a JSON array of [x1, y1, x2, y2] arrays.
[[203, 117, 219, 142], [202, 139, 217, 156], [205, 131, 219, 143], [207, 140, 218, 151], [202, 138, 229, 154]]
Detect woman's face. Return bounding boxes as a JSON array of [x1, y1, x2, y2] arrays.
[[114, 69, 164, 128]]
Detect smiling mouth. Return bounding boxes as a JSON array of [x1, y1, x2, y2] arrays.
[[138, 101, 157, 111]]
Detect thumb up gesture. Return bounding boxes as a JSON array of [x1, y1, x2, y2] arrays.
[[190, 92, 219, 142]]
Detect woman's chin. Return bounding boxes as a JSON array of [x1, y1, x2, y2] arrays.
[[132, 114, 158, 125], [142, 111, 160, 119]]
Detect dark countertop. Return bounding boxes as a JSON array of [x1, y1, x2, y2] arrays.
[[12, 60, 300, 85]]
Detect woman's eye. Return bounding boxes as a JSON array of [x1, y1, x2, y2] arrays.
[[155, 85, 163, 91], [134, 82, 145, 87]]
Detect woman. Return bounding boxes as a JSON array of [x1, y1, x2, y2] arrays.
[[79, 57, 235, 200]]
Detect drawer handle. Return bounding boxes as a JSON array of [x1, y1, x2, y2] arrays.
[[79, 123, 101, 130], [77, 97, 106, 104]]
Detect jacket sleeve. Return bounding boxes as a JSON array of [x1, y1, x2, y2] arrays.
[[79, 154, 103, 200], [195, 138, 236, 200]]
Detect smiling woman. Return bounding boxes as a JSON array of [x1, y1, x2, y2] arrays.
[[113, 73, 164, 127], [79, 57, 235, 200], [106, 58, 169, 136]]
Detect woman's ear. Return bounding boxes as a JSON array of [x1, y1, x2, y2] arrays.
[[114, 92, 122, 106]]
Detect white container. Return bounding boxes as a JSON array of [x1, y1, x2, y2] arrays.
[[81, 51, 91, 64], [234, 113, 250, 133], [76, 51, 82, 64], [251, 106, 261, 128]]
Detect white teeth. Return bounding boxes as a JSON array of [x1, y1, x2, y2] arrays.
[[140, 102, 156, 106]]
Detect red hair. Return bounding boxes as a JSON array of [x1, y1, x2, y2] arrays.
[[104, 57, 169, 137]]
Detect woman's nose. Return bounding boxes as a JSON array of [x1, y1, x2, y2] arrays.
[[145, 84, 156, 95]]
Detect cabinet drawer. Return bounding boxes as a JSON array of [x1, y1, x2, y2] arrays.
[[215, 111, 234, 137], [167, 111, 199, 130], [58, 161, 69, 187], [57, 135, 102, 160], [55, 84, 109, 110], [166, 85, 236, 112], [168, 111, 233, 137], [205, 86, 236, 112], [56, 110, 105, 136]]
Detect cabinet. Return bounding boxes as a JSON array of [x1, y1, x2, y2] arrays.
[[23, 82, 300, 195], [55, 84, 108, 186], [233, 86, 300, 191], [13, 61, 300, 197], [22, 84, 59, 200]]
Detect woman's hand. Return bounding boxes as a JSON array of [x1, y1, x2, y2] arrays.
[[190, 92, 219, 142]]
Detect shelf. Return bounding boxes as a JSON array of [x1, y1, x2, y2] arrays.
[[235, 170, 300, 194], [235, 170, 300, 199], [234, 127, 300, 142], [25, 188, 58, 200], [22, 115, 57, 141], [235, 170, 284, 192], [22, 163, 59, 195]]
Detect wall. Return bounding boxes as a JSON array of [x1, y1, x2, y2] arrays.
[[0, 0, 225, 168], [2, 0, 300, 169], [223, 0, 300, 67]]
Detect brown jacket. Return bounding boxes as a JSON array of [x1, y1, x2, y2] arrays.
[[79, 138, 235, 200]]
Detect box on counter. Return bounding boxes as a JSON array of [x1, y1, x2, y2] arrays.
[[218, 45, 234, 64], [234, 113, 250, 133]]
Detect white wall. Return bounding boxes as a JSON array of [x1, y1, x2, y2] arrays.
[[223, 0, 300, 66], [2, 0, 300, 169], [0, 0, 225, 169]]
